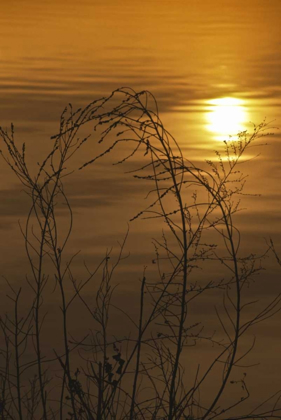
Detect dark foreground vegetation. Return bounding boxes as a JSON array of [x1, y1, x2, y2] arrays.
[[0, 88, 280, 419]]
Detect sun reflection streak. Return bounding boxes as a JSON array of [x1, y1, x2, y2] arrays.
[[205, 97, 248, 141]]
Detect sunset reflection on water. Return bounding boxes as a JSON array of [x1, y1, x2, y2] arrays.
[[0, 0, 281, 412], [205, 97, 249, 141]]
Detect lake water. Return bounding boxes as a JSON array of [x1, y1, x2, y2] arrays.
[[1, 0, 281, 415]]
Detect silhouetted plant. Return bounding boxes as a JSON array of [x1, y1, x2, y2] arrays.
[[0, 88, 280, 419]]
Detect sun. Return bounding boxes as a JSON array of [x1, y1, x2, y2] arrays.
[[205, 97, 248, 140]]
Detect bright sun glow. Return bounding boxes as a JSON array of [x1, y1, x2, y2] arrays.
[[206, 97, 248, 140]]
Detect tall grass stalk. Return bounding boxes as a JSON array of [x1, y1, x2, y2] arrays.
[[0, 88, 280, 419]]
